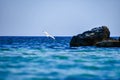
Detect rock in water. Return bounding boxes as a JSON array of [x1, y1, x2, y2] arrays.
[[70, 26, 110, 47], [96, 40, 120, 47]]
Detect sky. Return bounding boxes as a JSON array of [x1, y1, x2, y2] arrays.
[[0, 0, 120, 36]]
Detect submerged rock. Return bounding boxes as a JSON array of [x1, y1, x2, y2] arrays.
[[96, 40, 120, 47], [70, 26, 110, 47]]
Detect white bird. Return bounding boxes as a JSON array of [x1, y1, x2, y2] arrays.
[[43, 31, 55, 40]]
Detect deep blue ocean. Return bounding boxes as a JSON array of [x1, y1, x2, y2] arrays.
[[0, 36, 120, 80]]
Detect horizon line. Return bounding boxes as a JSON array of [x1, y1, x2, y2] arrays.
[[0, 35, 119, 37]]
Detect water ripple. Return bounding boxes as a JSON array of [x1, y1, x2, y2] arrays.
[[0, 36, 120, 80]]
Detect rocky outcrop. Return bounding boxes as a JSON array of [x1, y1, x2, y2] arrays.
[[70, 26, 120, 47], [70, 26, 110, 47]]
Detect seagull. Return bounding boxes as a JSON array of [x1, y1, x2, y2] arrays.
[[43, 31, 55, 40]]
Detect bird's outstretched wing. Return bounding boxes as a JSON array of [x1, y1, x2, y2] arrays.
[[43, 31, 55, 40]]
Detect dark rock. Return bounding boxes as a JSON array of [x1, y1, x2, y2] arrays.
[[96, 40, 120, 47], [70, 26, 110, 47]]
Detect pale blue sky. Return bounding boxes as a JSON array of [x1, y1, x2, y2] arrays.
[[0, 0, 120, 36]]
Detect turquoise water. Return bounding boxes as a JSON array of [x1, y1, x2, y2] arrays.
[[0, 36, 120, 80]]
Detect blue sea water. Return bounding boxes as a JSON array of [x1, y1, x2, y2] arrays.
[[0, 36, 120, 80]]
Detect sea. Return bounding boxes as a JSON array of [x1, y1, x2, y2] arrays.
[[0, 36, 120, 80]]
